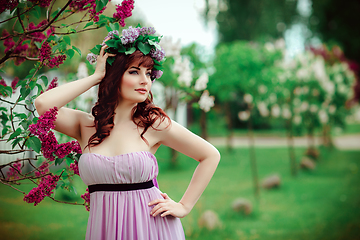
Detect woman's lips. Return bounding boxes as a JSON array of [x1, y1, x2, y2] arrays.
[[135, 88, 147, 94]]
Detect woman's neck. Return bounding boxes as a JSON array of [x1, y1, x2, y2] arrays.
[[113, 101, 137, 124]]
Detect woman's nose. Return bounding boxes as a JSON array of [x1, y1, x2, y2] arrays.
[[140, 73, 149, 84]]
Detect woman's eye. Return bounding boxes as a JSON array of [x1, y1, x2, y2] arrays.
[[146, 72, 151, 76], [129, 71, 138, 75]]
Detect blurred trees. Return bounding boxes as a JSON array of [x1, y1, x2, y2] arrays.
[[203, 0, 298, 42]]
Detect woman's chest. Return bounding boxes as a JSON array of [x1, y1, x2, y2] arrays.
[[79, 123, 159, 155]]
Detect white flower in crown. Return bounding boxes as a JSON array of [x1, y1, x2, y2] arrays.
[[199, 90, 215, 112], [194, 72, 209, 91]]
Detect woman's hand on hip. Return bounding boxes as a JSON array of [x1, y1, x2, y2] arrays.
[[148, 193, 189, 218]]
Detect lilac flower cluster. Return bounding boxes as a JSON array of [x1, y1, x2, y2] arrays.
[[29, 107, 82, 161], [113, 0, 134, 27], [23, 174, 60, 206], [120, 26, 140, 45], [106, 30, 119, 40], [86, 53, 98, 65], [151, 70, 163, 81], [139, 27, 156, 35], [70, 161, 80, 176], [150, 46, 166, 62], [39, 42, 66, 68], [81, 188, 90, 211], [35, 161, 49, 178], [0, 0, 18, 14], [46, 77, 58, 91], [69, 0, 107, 22], [6, 161, 22, 180]]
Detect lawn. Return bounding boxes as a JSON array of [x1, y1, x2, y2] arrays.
[[0, 146, 359, 240]]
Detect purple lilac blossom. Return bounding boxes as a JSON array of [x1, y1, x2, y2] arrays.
[[86, 53, 98, 64], [23, 174, 60, 206], [120, 26, 140, 45], [139, 27, 156, 35], [151, 70, 163, 80], [150, 46, 166, 62]]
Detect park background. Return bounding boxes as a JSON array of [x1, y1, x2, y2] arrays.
[[0, 0, 360, 239]]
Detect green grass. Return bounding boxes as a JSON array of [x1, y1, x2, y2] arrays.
[[1, 146, 359, 240]]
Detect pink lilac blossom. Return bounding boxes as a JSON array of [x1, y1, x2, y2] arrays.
[[0, 79, 7, 87], [11, 77, 19, 92], [23, 174, 60, 206], [35, 161, 49, 177], [70, 161, 80, 176], [47, 55, 67, 68], [150, 46, 166, 62], [29, 107, 82, 161], [69, 0, 108, 22], [27, 21, 48, 42], [113, 0, 134, 27], [81, 188, 90, 211], [2, 29, 15, 53], [46, 77, 58, 91], [39, 41, 52, 62], [0, 0, 18, 14], [6, 161, 22, 180]]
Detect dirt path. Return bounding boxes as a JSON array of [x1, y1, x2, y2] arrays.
[[208, 134, 360, 150]]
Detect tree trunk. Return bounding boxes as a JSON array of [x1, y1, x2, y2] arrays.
[[225, 102, 234, 151], [200, 110, 208, 140], [286, 119, 297, 176], [248, 110, 260, 199]]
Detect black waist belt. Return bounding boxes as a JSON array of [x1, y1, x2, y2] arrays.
[[88, 180, 154, 194]]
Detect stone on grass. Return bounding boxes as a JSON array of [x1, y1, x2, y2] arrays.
[[262, 174, 281, 189], [198, 210, 221, 230], [231, 198, 252, 215], [300, 156, 316, 170]]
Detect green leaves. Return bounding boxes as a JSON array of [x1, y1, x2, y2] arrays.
[[137, 42, 152, 55], [26, 136, 41, 153], [95, 0, 109, 13], [90, 44, 102, 55]]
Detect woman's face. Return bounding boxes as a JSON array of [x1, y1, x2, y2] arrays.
[[120, 64, 152, 103]]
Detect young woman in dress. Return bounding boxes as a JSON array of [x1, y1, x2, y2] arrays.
[[34, 26, 220, 239]]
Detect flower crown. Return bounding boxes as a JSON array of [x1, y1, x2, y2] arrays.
[[86, 24, 166, 80]]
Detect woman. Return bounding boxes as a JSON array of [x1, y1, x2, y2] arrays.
[[35, 26, 220, 240]]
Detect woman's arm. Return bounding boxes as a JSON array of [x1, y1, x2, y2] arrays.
[[148, 120, 220, 218], [34, 45, 112, 140]]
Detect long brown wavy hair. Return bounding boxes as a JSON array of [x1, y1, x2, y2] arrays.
[[86, 50, 170, 149]]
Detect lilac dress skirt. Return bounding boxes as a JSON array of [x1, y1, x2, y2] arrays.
[[78, 151, 185, 240]]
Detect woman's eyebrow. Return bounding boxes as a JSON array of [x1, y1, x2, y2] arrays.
[[129, 66, 141, 70]]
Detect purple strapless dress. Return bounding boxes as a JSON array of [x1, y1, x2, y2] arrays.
[[78, 151, 185, 240]]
